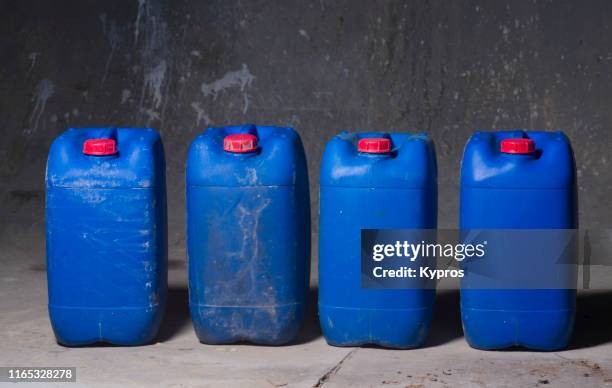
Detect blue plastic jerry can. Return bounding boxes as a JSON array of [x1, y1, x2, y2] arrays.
[[186, 124, 311, 345], [318, 132, 437, 349], [46, 127, 167, 346], [459, 131, 578, 350]]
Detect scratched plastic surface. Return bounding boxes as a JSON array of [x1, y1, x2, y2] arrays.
[[318, 132, 437, 349], [187, 124, 310, 345], [460, 130, 577, 350], [46, 127, 167, 346]]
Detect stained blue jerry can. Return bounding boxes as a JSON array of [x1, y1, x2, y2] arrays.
[[460, 130, 577, 350], [318, 132, 437, 348], [46, 127, 167, 346], [187, 124, 310, 345]]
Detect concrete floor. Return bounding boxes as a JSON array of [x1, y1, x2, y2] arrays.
[[1, 242, 612, 387]]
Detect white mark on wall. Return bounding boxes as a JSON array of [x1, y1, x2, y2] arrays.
[[101, 19, 121, 88], [62, 109, 79, 120], [27, 52, 39, 75], [299, 29, 310, 40], [140, 107, 161, 122], [289, 114, 301, 126], [27, 79, 55, 135], [200, 64, 255, 114], [99, 13, 107, 34], [134, 0, 146, 45], [140, 60, 167, 110], [191, 102, 211, 126], [121, 89, 132, 104], [135, 0, 170, 125], [500, 25, 511, 44]]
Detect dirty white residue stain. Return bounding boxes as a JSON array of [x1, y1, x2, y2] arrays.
[[223, 197, 272, 307], [200, 64, 255, 114], [190, 102, 211, 126], [64, 162, 137, 189], [190, 50, 201, 58], [236, 198, 271, 265], [79, 190, 105, 204], [121, 89, 131, 104], [134, 0, 146, 45], [236, 168, 258, 185], [299, 29, 310, 40], [140, 60, 167, 110], [26, 79, 55, 135], [149, 291, 159, 308], [330, 164, 369, 180], [27, 52, 39, 75]]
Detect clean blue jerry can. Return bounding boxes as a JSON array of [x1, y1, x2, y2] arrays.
[[460, 130, 577, 350], [46, 127, 167, 346], [318, 132, 437, 348], [187, 124, 310, 345]]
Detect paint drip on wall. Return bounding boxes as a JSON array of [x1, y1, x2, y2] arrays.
[[201, 64, 256, 114], [135, 0, 171, 125]]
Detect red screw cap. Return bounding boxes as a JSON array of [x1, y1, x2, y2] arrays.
[[358, 138, 392, 154], [224, 134, 258, 153], [83, 138, 117, 156], [500, 138, 535, 154]]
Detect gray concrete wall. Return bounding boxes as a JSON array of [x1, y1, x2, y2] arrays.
[[1, 0, 611, 264]]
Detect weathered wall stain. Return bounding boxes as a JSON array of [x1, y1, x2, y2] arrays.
[[99, 15, 121, 88], [190, 102, 210, 126], [27, 79, 55, 135], [200, 64, 256, 114]]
